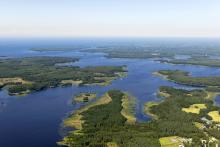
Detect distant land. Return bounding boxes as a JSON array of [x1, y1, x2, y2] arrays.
[[31, 46, 220, 67], [31, 48, 84, 52]]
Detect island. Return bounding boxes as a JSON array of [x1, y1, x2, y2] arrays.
[[30, 47, 84, 52], [73, 93, 96, 103], [0, 57, 127, 95]]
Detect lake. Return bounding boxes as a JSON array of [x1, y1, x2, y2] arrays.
[[1, 38, 220, 147]]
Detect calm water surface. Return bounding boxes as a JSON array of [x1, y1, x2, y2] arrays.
[[1, 39, 220, 147]]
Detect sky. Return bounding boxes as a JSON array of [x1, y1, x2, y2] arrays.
[[0, 0, 220, 38]]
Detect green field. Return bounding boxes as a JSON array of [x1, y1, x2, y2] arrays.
[[159, 136, 184, 147], [182, 104, 207, 114], [208, 111, 220, 122]]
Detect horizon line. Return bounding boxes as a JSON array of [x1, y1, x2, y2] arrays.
[[1, 36, 220, 39]]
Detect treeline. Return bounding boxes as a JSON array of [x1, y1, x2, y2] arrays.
[[166, 57, 220, 67], [158, 70, 220, 87]]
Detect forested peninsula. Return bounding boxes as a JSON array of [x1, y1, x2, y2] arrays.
[[0, 57, 127, 95]]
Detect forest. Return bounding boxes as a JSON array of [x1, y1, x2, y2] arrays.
[[0, 57, 126, 95], [60, 87, 220, 147], [159, 56, 220, 67], [157, 70, 220, 87]]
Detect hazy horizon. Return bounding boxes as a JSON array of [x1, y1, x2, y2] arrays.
[[1, 0, 220, 38]]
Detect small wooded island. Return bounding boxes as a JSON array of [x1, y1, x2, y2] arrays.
[[73, 93, 97, 103], [0, 57, 127, 96]]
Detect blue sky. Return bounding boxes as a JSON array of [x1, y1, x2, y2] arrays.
[[0, 0, 220, 37]]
